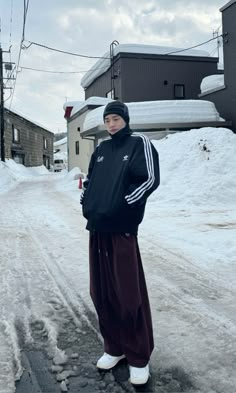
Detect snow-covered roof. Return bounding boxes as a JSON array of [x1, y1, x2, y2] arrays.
[[200, 75, 225, 94], [64, 96, 114, 118], [81, 43, 210, 89], [63, 101, 83, 111], [54, 137, 67, 147], [220, 0, 236, 12], [5, 106, 53, 134], [83, 100, 224, 133]]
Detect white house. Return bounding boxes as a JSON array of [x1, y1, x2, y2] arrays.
[[63, 97, 113, 173]]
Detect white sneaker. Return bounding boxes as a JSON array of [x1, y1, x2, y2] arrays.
[[129, 364, 150, 385], [96, 352, 125, 370]]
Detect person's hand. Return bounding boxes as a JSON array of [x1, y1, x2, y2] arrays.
[[80, 191, 85, 205]]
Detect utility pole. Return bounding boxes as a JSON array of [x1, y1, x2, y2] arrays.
[[213, 29, 220, 59], [0, 46, 15, 162], [0, 46, 5, 162]]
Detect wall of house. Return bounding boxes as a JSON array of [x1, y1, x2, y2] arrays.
[[85, 68, 120, 100], [201, 1, 236, 132], [4, 110, 54, 167], [120, 56, 218, 102], [67, 111, 94, 174], [84, 55, 218, 103]]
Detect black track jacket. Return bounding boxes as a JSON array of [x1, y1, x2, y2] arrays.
[[81, 125, 160, 234]]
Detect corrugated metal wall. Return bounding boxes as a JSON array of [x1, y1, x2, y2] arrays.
[[85, 54, 218, 104], [120, 56, 218, 102]]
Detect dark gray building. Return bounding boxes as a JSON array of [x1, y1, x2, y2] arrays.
[[82, 45, 219, 103], [200, 0, 236, 132], [2, 109, 54, 168]]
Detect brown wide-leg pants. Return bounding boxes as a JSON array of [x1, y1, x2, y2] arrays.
[[89, 231, 154, 367]]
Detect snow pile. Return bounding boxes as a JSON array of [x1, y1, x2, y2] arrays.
[[0, 161, 17, 193], [65, 167, 83, 182], [0, 160, 50, 194], [81, 43, 210, 89], [56, 166, 85, 193], [200, 74, 225, 94], [150, 127, 236, 207], [83, 100, 223, 132]]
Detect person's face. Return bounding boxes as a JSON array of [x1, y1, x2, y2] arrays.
[[104, 114, 126, 135]]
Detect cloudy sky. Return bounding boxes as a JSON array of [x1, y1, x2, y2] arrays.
[[1, 0, 225, 134]]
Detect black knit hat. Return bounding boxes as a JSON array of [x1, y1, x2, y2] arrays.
[[103, 101, 130, 124]]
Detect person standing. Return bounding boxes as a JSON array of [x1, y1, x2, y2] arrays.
[[80, 101, 160, 385]]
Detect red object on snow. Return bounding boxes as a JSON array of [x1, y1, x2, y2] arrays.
[[78, 177, 83, 189]]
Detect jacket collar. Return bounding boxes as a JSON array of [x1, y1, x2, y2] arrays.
[[109, 124, 132, 141]]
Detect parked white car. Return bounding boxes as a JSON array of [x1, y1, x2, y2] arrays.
[[53, 159, 66, 172]]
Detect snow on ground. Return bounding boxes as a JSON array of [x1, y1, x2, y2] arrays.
[[0, 127, 236, 393], [0, 159, 55, 194]]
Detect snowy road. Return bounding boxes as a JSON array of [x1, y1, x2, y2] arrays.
[[0, 177, 235, 393]]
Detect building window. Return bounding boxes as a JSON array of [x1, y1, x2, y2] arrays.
[[43, 136, 48, 149], [106, 89, 115, 99], [174, 84, 185, 99], [75, 141, 79, 155], [77, 127, 80, 132], [12, 126, 20, 142]]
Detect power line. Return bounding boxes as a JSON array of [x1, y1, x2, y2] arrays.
[[19, 65, 109, 74], [23, 40, 111, 59], [165, 35, 222, 55], [24, 34, 221, 63], [9, 0, 30, 109], [22, 0, 30, 42]]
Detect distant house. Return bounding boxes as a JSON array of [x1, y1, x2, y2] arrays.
[[200, 0, 236, 132], [53, 136, 68, 169], [81, 44, 220, 102], [3, 108, 54, 168], [54, 136, 67, 156]]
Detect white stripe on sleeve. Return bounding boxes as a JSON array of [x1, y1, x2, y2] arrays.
[[125, 133, 155, 204]]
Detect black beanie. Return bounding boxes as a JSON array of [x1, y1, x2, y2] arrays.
[[103, 101, 130, 124]]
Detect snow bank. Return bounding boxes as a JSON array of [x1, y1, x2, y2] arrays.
[[81, 43, 210, 89], [0, 160, 50, 194], [200, 74, 225, 94], [83, 100, 223, 132], [151, 127, 236, 207]]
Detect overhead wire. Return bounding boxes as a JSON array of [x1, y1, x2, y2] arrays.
[[9, 0, 30, 109], [23, 40, 111, 59], [164, 35, 222, 55], [19, 65, 110, 74], [18, 34, 222, 79]]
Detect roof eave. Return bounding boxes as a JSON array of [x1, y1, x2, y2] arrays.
[[220, 0, 236, 12], [81, 121, 232, 138]]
